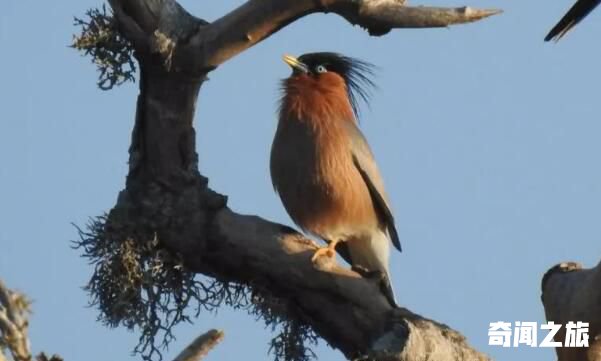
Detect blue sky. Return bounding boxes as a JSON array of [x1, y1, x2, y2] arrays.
[[1, 0, 601, 360]]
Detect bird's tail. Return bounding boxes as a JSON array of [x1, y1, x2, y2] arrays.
[[380, 271, 398, 308], [545, 0, 600, 41]]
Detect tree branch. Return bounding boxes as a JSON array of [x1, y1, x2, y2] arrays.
[[205, 209, 489, 360], [172, 330, 224, 361], [74, 0, 501, 359], [0, 280, 31, 361], [339, 4, 503, 31], [107, 0, 501, 70], [0, 280, 67, 361], [541, 261, 601, 361], [198, 0, 501, 67]]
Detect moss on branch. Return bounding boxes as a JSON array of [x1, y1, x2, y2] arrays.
[[73, 212, 319, 361], [72, 5, 136, 90]]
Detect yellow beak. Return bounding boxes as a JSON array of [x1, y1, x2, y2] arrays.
[[283, 54, 309, 73]]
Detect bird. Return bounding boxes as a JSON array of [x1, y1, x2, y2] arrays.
[[545, 0, 600, 41], [270, 52, 401, 307]]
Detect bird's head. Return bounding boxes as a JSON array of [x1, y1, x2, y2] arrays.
[[281, 52, 375, 119]]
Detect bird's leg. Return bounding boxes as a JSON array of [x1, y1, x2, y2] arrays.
[[311, 239, 341, 262]]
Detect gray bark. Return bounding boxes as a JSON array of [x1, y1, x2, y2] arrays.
[[541, 261, 601, 361]]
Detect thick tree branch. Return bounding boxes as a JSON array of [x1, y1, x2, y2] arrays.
[[100, 189, 490, 359], [541, 261, 601, 361], [198, 1, 501, 67], [107, 0, 501, 70]]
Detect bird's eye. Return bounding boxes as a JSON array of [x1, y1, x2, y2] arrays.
[[315, 65, 327, 73]]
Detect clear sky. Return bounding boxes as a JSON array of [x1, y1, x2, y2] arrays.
[[1, 0, 601, 360]]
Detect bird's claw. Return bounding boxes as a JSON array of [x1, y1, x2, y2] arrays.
[[311, 247, 335, 262]]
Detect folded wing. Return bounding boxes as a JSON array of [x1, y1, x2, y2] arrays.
[[345, 122, 402, 252]]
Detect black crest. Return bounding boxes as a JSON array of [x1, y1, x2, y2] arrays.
[[297, 52, 376, 119]]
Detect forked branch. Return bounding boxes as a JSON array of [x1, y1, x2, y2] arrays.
[[107, 0, 501, 70], [73, 0, 502, 359]]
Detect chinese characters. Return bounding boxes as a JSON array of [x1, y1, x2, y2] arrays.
[[488, 321, 589, 348]]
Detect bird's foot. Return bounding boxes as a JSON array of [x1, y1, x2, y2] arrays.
[[311, 239, 340, 262], [311, 246, 336, 262]]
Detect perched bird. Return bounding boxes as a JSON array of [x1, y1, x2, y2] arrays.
[[270, 52, 401, 306], [545, 0, 600, 41]]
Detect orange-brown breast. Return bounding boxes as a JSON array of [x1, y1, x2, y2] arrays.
[[271, 73, 379, 240]]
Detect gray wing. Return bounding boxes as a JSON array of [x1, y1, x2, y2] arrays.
[[345, 121, 401, 252]]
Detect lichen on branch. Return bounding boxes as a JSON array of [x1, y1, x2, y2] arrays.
[[72, 5, 136, 90], [73, 215, 226, 361], [251, 288, 319, 361], [73, 213, 319, 361]]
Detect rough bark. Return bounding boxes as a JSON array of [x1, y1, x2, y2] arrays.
[[97, 0, 501, 359], [541, 261, 601, 361]]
